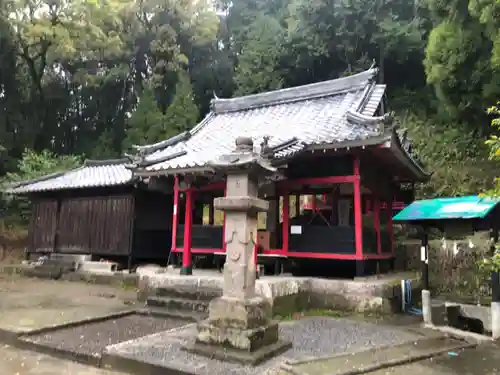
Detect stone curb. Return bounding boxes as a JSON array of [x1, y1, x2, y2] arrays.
[[0, 309, 139, 368], [279, 337, 476, 375], [21, 309, 138, 338]]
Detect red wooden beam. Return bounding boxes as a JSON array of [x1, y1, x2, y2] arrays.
[[277, 175, 357, 190], [180, 182, 225, 192], [173, 248, 223, 254], [353, 156, 363, 258]]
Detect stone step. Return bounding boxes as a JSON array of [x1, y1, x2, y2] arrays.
[[155, 286, 221, 301], [147, 296, 210, 314], [139, 306, 208, 322]]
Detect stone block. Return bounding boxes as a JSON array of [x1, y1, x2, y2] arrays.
[[196, 319, 279, 351], [206, 296, 272, 330]]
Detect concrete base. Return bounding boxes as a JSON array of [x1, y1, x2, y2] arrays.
[[185, 295, 292, 364], [491, 301, 500, 340], [422, 290, 432, 325], [180, 265, 193, 275], [183, 338, 292, 366]]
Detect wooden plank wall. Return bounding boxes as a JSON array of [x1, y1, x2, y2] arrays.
[[57, 195, 134, 255], [29, 200, 58, 253]]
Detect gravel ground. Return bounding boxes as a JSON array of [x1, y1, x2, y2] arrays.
[[23, 315, 190, 358], [106, 317, 421, 375]]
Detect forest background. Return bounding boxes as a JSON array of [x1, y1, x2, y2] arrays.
[[1, 0, 500, 228]]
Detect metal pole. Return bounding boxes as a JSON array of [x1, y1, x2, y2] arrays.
[[490, 227, 500, 303], [421, 227, 429, 291]]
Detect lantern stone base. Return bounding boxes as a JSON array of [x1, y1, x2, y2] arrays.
[[183, 296, 292, 365]]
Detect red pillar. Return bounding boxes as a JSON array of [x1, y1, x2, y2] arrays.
[[282, 192, 290, 253], [374, 197, 381, 254], [181, 188, 193, 275], [171, 176, 179, 254], [387, 191, 394, 255], [311, 194, 317, 212], [353, 156, 363, 259]]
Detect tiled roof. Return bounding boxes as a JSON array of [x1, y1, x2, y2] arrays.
[[136, 68, 388, 173], [6, 159, 134, 194]]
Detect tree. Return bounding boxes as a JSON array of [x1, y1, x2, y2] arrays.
[[1, 149, 82, 225], [485, 102, 500, 196], [423, 0, 500, 129], [233, 15, 285, 95], [123, 74, 199, 150]]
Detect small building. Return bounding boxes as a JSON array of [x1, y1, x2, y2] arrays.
[[132, 67, 429, 276], [393, 195, 500, 337], [7, 159, 173, 269]]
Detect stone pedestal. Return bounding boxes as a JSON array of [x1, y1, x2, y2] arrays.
[[183, 136, 291, 365], [185, 296, 291, 364]]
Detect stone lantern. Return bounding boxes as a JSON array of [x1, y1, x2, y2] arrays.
[[183, 136, 291, 364]]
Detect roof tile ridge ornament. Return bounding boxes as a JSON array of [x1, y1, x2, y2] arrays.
[[207, 136, 277, 174], [131, 131, 191, 156], [83, 158, 130, 167], [346, 109, 394, 132], [211, 68, 379, 114]]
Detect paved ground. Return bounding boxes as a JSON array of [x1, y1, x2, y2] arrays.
[[0, 274, 498, 375], [0, 275, 137, 333], [369, 344, 500, 375], [105, 317, 424, 375]]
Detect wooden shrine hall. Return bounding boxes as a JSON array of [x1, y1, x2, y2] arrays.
[[131, 67, 429, 277]]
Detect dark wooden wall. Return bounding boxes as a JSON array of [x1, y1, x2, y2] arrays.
[[29, 191, 135, 257], [28, 186, 175, 262], [29, 200, 58, 253], [57, 195, 134, 255], [132, 189, 173, 260]]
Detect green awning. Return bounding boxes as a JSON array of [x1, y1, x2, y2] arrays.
[[393, 196, 500, 222]]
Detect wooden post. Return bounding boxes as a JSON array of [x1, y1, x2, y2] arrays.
[[353, 157, 363, 250], [222, 187, 227, 253], [181, 188, 193, 275], [387, 191, 394, 254], [374, 197, 381, 254], [353, 156, 364, 276], [282, 191, 290, 253], [208, 197, 214, 225], [171, 176, 179, 254]]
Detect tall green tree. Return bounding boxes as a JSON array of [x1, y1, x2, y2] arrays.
[[423, 0, 500, 128], [123, 74, 199, 150]]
